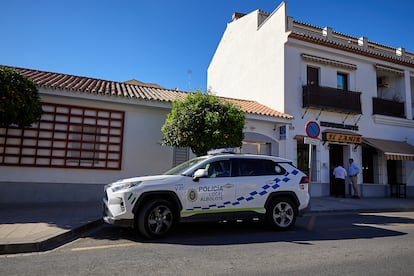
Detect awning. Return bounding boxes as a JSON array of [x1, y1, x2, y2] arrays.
[[363, 137, 414, 161], [375, 64, 404, 75], [301, 54, 357, 70]]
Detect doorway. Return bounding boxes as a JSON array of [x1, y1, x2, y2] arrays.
[[307, 66, 319, 86], [387, 160, 402, 184], [329, 144, 344, 196], [362, 146, 375, 183]]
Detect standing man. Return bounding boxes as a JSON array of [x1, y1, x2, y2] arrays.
[[348, 158, 361, 199], [333, 163, 347, 197]]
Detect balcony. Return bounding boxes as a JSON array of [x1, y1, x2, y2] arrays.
[[372, 97, 405, 118], [302, 85, 362, 114]]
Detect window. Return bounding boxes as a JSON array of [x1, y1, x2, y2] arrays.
[[173, 147, 189, 167], [241, 141, 271, 155], [238, 159, 286, 176], [0, 102, 124, 169], [307, 66, 319, 86], [337, 72, 348, 90], [297, 139, 316, 181], [206, 160, 231, 178], [68, 125, 101, 164]]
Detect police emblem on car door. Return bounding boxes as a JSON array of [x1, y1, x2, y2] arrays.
[[183, 159, 236, 216]]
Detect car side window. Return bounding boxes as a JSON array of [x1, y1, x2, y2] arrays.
[[271, 162, 286, 175], [238, 159, 286, 176], [205, 160, 231, 178], [239, 159, 261, 176]]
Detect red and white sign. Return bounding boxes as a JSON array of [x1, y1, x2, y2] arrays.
[[305, 121, 320, 138]]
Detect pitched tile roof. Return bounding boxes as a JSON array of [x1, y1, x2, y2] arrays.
[[4, 65, 293, 119], [289, 21, 414, 68]]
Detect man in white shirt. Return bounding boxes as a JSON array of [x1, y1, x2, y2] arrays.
[[333, 164, 347, 197]]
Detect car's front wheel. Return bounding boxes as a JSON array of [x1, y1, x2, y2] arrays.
[[266, 197, 297, 230], [137, 200, 176, 239]]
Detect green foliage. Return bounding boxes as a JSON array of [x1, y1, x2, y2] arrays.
[[162, 91, 245, 156], [0, 67, 42, 127]]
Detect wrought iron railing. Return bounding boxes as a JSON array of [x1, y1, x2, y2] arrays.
[[372, 97, 405, 118], [302, 85, 362, 114]]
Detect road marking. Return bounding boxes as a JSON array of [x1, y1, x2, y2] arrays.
[[71, 242, 139, 252], [391, 223, 414, 227]]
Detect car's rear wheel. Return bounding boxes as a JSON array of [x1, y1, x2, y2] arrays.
[[137, 200, 176, 239], [266, 197, 297, 230]]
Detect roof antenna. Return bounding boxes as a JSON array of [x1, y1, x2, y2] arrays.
[[187, 69, 192, 91]]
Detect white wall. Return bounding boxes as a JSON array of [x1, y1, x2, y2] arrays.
[[286, 40, 414, 189], [0, 92, 174, 185], [207, 2, 414, 195], [0, 90, 175, 203], [208, 2, 289, 112], [0, 89, 289, 203]]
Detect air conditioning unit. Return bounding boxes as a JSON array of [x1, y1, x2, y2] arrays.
[[377, 77, 388, 88]]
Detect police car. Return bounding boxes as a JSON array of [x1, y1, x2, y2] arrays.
[[103, 152, 310, 239]]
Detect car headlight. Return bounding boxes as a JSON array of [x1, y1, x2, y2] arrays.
[[111, 181, 142, 192]]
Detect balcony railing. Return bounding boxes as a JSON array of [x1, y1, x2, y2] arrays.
[[372, 97, 405, 118], [302, 85, 362, 114]]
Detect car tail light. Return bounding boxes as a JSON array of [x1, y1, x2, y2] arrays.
[[300, 176, 309, 184], [299, 176, 309, 190]]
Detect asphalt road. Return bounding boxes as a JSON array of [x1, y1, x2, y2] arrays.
[[2, 211, 414, 275]]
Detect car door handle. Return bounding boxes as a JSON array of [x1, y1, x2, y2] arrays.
[[224, 183, 233, 188]]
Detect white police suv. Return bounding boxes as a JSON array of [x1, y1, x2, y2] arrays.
[[103, 152, 310, 239]]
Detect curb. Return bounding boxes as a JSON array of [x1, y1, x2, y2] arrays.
[[0, 219, 104, 255]]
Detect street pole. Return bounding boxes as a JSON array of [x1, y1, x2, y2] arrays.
[[308, 143, 312, 200]]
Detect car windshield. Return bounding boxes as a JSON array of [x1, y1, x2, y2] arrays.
[[164, 156, 209, 176]]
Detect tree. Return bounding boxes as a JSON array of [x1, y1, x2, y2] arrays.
[[0, 66, 42, 127], [162, 91, 245, 156]]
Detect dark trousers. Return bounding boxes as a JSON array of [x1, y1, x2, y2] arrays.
[[334, 178, 345, 197]]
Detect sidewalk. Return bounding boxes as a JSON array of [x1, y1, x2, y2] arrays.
[[2, 197, 414, 255], [0, 202, 102, 255]]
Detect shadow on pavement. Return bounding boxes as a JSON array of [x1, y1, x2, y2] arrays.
[[87, 211, 413, 246], [0, 203, 101, 230]]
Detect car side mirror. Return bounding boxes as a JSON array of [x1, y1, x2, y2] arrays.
[[193, 169, 207, 181]]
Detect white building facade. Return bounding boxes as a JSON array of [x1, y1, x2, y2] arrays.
[[208, 2, 414, 197], [0, 66, 292, 204]]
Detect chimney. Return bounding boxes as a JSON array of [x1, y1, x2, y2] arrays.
[[358, 37, 368, 48], [322, 27, 332, 39], [232, 12, 246, 21], [396, 47, 405, 57]]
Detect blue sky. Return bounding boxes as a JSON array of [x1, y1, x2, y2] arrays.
[[1, 0, 413, 92]]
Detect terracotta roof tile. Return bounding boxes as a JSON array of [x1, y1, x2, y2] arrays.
[[289, 31, 414, 68], [3, 65, 292, 119]]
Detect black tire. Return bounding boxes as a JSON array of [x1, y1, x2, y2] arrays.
[[266, 197, 297, 231], [137, 200, 177, 239]]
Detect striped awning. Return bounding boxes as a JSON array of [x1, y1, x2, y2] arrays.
[[363, 138, 414, 161]]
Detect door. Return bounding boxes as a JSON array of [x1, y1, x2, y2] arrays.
[[362, 146, 375, 183], [387, 160, 398, 184], [329, 144, 344, 196], [234, 158, 288, 211], [183, 159, 236, 216], [307, 66, 319, 86]]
